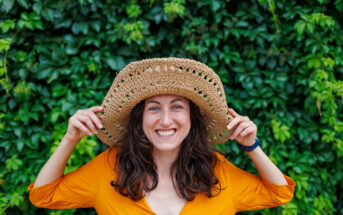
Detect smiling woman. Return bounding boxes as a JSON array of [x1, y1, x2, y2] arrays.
[[27, 58, 295, 215]]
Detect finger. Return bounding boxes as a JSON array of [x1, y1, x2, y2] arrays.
[[227, 116, 249, 130], [227, 117, 240, 130], [74, 120, 92, 135], [227, 108, 239, 117], [86, 110, 103, 129], [230, 121, 251, 139], [78, 115, 98, 134], [89, 106, 104, 112], [240, 126, 256, 137]]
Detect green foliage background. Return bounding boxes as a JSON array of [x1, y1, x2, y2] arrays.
[[1, 0, 342, 214]]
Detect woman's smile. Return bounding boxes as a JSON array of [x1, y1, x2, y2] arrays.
[[156, 129, 176, 137], [143, 94, 191, 153]]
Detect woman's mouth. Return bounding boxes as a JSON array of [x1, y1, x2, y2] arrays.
[[156, 129, 176, 137]]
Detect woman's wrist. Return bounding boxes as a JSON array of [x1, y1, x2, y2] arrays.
[[61, 135, 80, 147], [237, 138, 260, 152]]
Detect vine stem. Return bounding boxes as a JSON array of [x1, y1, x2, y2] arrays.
[[267, 0, 280, 34]]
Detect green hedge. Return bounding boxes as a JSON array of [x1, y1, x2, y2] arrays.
[[1, 0, 342, 214]]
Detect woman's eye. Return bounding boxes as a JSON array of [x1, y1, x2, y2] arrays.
[[149, 107, 159, 111], [173, 105, 183, 109]]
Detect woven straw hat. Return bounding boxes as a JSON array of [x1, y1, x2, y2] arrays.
[[96, 57, 233, 146]]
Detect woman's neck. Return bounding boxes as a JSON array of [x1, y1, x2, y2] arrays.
[[152, 148, 180, 179]]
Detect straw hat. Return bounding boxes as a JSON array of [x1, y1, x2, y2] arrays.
[[96, 57, 233, 146]]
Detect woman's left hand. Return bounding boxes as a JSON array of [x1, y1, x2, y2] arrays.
[[227, 108, 257, 146]]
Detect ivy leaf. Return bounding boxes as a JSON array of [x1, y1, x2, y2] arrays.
[[295, 20, 306, 36], [0, 38, 12, 51], [90, 20, 101, 32], [271, 120, 291, 143], [50, 111, 60, 123], [6, 155, 23, 171], [32, 2, 43, 14], [17, 0, 29, 9], [72, 22, 89, 35], [106, 56, 125, 71], [29, 134, 40, 149], [17, 138, 25, 152], [306, 23, 315, 33], [335, 0, 343, 12], [9, 192, 24, 207], [0, 19, 15, 33], [41, 8, 54, 22], [1, 0, 15, 12], [210, 0, 221, 12]]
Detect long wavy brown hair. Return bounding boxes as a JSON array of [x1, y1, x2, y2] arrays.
[[108, 98, 224, 201]]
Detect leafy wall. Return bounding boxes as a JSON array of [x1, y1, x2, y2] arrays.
[[0, 0, 342, 214]]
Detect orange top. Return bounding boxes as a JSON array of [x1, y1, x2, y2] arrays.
[[28, 148, 296, 215]]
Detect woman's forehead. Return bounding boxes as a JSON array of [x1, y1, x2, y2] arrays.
[[145, 94, 188, 102]]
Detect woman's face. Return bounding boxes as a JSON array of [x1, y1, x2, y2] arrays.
[[143, 94, 191, 154]]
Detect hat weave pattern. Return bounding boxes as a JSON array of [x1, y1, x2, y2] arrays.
[[96, 58, 233, 146]]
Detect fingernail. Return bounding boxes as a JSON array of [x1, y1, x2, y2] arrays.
[[99, 124, 103, 128], [88, 132, 92, 135], [94, 131, 98, 134]]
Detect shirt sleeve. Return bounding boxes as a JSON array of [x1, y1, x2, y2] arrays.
[[27, 148, 110, 209], [216, 153, 296, 213]]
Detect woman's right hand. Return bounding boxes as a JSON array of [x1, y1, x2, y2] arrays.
[[64, 106, 104, 143]]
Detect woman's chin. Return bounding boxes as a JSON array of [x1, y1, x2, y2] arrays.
[[152, 144, 182, 154]]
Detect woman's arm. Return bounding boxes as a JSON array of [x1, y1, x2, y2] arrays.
[[227, 108, 288, 185], [33, 106, 103, 188], [246, 146, 287, 185], [33, 137, 78, 188]]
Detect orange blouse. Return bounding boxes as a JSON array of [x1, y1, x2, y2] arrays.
[[28, 148, 296, 215]]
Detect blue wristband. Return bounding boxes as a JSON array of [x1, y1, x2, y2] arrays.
[[237, 138, 259, 152]]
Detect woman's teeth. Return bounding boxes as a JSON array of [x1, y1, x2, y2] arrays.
[[157, 130, 175, 136]]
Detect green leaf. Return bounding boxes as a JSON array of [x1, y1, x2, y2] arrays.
[[17, 0, 29, 9], [50, 111, 60, 123], [210, 0, 221, 12], [32, 2, 43, 14], [90, 20, 101, 32], [267, 57, 277, 69], [106, 56, 125, 71], [307, 58, 321, 69], [36, 68, 52, 80], [9, 192, 24, 207], [17, 138, 25, 151], [257, 0, 268, 4], [62, 102, 73, 112], [1, 0, 15, 12], [306, 23, 315, 34], [0, 19, 15, 33], [335, 0, 343, 12], [6, 155, 23, 171], [0, 38, 12, 51], [71, 22, 89, 35], [295, 20, 306, 36], [271, 120, 291, 143], [126, 3, 141, 18], [29, 134, 39, 149], [41, 8, 54, 22]]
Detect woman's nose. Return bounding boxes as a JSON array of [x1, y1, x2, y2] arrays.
[[160, 110, 173, 127]]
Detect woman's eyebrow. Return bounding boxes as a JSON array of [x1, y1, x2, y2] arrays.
[[147, 98, 183, 104], [147, 100, 160, 104]]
